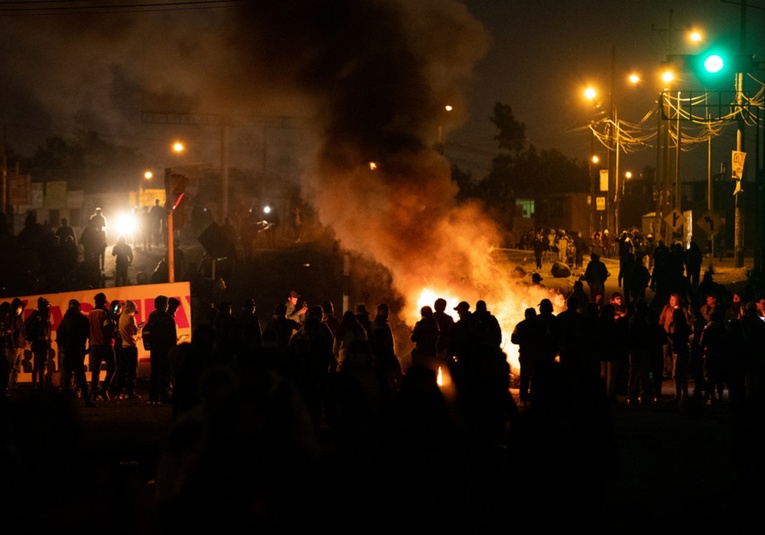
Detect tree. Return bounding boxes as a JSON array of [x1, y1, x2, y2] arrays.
[[490, 102, 526, 154]]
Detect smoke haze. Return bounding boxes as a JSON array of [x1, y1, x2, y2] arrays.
[[1, 1, 561, 356]]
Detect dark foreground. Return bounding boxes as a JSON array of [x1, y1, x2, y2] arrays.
[[2, 377, 762, 534]]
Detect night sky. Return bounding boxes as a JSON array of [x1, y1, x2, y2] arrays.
[[0, 1, 761, 182]]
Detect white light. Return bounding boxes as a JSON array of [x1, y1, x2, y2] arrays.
[[113, 211, 138, 237]]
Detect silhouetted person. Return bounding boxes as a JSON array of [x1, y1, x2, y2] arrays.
[[113, 300, 140, 400], [143, 294, 177, 404], [56, 299, 94, 407], [685, 241, 703, 291], [511, 307, 537, 406], [111, 235, 133, 286], [55, 217, 77, 247], [584, 253, 609, 306], [88, 292, 116, 401], [411, 305, 439, 371], [25, 296, 52, 392]]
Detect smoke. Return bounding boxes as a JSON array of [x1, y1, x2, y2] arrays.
[[1, 1, 563, 361]]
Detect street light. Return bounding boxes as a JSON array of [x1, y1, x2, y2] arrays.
[[436, 105, 453, 154], [139, 170, 153, 207]]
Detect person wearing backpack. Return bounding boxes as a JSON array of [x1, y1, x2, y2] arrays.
[[25, 297, 52, 392]]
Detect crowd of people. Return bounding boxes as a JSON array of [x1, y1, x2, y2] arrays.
[[2, 259, 764, 531]]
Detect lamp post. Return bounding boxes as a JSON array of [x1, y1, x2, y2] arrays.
[[165, 141, 186, 284], [436, 104, 453, 154], [139, 170, 152, 207]]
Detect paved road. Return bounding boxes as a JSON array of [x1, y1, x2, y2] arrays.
[[12, 242, 750, 532], [4, 374, 760, 533]]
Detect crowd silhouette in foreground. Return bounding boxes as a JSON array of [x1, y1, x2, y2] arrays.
[[2, 269, 764, 532]]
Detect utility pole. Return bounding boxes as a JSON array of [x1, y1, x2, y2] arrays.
[[733, 0, 748, 268], [607, 45, 616, 234]]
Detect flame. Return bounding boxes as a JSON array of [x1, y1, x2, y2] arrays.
[[407, 284, 566, 375], [437, 365, 443, 387]]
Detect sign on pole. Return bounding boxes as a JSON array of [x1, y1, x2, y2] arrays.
[[665, 208, 686, 232], [731, 150, 746, 179]]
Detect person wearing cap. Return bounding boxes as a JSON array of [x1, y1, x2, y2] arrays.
[[25, 296, 52, 392], [56, 299, 94, 407], [448, 301, 474, 386], [88, 292, 116, 401], [285, 290, 307, 325]]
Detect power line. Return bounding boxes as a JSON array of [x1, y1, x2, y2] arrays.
[[0, 0, 246, 16]]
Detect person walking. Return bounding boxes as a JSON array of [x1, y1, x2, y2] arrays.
[[55, 299, 94, 407], [88, 292, 117, 402]]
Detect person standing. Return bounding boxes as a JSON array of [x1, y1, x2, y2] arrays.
[[88, 207, 108, 271], [584, 253, 609, 306], [25, 297, 52, 392], [410, 305, 440, 372], [7, 298, 27, 395], [533, 231, 546, 270], [433, 297, 455, 367], [55, 217, 77, 247], [56, 299, 94, 407], [511, 307, 537, 406], [113, 300, 140, 400], [88, 292, 116, 401], [112, 236, 134, 286], [285, 290, 307, 325], [669, 307, 692, 402], [143, 295, 177, 404]]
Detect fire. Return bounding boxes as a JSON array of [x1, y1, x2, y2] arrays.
[[406, 285, 566, 375], [437, 366, 443, 387]]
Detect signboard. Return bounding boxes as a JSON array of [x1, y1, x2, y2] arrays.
[[696, 211, 721, 236], [599, 169, 609, 191], [596, 196, 606, 211], [665, 208, 686, 231], [11, 281, 191, 382], [8, 172, 32, 205], [45, 181, 68, 210], [732, 150, 746, 179]]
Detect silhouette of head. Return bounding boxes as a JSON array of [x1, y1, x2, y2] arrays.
[[454, 301, 470, 314]]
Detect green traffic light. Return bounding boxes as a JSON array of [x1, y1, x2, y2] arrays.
[[704, 54, 724, 73]]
